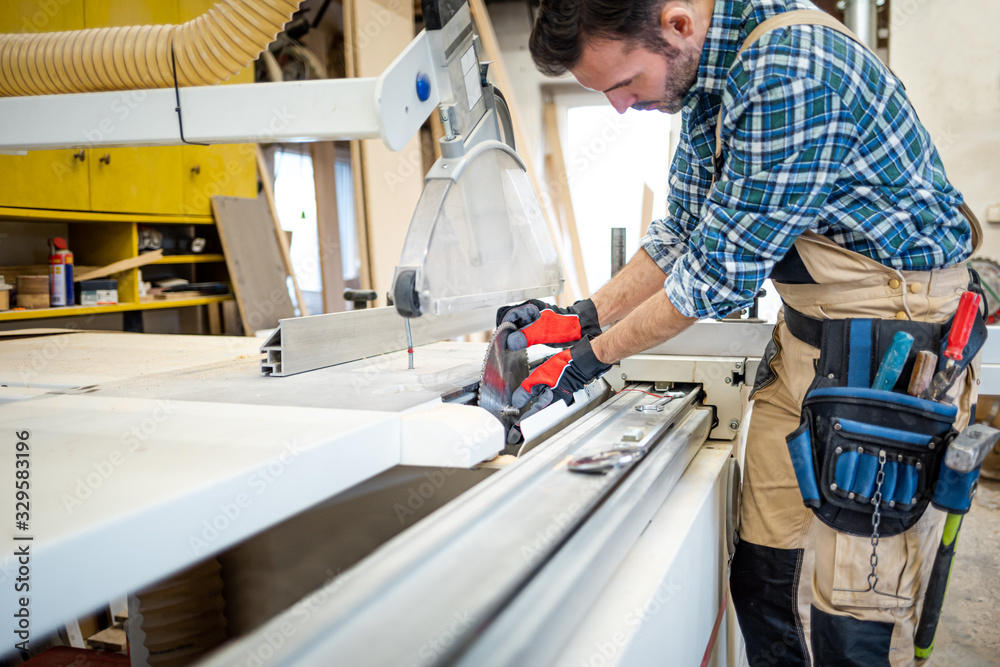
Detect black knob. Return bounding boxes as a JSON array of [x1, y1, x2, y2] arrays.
[[343, 289, 378, 309]]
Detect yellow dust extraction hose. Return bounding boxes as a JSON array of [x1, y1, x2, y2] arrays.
[[0, 0, 301, 97]]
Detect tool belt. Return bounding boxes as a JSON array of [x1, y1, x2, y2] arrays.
[[783, 304, 988, 537]]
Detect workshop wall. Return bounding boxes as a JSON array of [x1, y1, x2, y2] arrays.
[[890, 0, 1000, 259]]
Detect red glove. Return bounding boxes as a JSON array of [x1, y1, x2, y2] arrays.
[[512, 338, 611, 418], [496, 299, 601, 351]]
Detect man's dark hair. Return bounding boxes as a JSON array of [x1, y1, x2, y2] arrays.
[[529, 0, 671, 77]]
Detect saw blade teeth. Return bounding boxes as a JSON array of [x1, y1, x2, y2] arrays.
[[477, 321, 527, 432]]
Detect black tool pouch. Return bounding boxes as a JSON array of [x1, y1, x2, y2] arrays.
[[784, 312, 986, 537]]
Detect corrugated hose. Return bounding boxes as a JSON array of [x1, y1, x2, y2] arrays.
[[0, 0, 302, 97]]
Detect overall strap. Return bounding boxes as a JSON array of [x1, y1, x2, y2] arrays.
[[711, 9, 983, 252], [712, 10, 868, 180], [961, 202, 984, 253]]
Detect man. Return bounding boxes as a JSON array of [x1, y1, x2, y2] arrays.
[[499, 0, 979, 664]]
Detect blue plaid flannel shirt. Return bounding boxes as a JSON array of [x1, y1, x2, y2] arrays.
[[641, 0, 972, 319]]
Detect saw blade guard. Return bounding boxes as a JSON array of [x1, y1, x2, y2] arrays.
[[392, 141, 563, 318]]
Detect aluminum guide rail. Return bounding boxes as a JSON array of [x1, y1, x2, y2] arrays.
[[456, 407, 712, 665], [260, 306, 496, 376], [201, 388, 704, 666]]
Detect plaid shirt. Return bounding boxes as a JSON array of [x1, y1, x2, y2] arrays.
[[641, 0, 971, 319]]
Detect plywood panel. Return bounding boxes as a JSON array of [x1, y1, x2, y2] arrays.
[[211, 196, 296, 334]]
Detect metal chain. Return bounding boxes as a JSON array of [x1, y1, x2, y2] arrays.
[[866, 450, 887, 589]]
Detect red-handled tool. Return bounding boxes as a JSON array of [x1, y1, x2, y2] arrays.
[[944, 291, 980, 361], [922, 291, 981, 402]]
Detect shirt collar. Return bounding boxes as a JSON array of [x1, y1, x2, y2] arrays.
[[687, 0, 746, 102], [684, 0, 797, 103]]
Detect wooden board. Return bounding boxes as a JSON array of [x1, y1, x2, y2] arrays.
[[86, 625, 127, 652], [543, 101, 588, 297], [75, 249, 164, 282], [17, 294, 49, 309], [0, 265, 98, 285], [16, 275, 49, 294], [207, 301, 222, 335], [311, 141, 346, 313], [211, 196, 296, 334], [255, 147, 308, 316], [641, 184, 655, 238]]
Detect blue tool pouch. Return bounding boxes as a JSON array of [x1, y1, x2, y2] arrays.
[[784, 312, 987, 537], [932, 463, 982, 513]]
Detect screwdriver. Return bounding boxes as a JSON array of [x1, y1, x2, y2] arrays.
[[872, 331, 914, 391], [922, 291, 981, 402], [907, 350, 937, 397]]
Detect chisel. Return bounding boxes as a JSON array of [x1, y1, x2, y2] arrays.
[[922, 291, 981, 402]]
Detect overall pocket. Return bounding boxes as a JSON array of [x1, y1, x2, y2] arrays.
[[821, 508, 944, 610]]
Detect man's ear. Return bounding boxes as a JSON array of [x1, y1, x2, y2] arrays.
[[658, 2, 697, 41]]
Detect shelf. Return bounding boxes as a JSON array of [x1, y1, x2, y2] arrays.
[[0, 295, 233, 321], [151, 254, 226, 265], [0, 206, 215, 225]]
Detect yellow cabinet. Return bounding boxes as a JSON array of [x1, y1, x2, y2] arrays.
[[0, 1, 90, 211], [1, 0, 256, 217], [179, 65, 257, 215], [84, 0, 185, 215], [89, 147, 185, 215], [181, 144, 258, 215], [0, 0, 85, 33], [0, 148, 91, 211]]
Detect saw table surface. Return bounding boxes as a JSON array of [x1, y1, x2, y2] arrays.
[[1, 332, 516, 411], [0, 331, 521, 642], [1, 332, 263, 390]]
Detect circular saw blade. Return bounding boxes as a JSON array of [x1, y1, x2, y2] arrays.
[[478, 321, 529, 433]]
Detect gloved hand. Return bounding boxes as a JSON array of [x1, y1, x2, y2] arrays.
[[512, 337, 611, 419], [496, 298, 601, 351]]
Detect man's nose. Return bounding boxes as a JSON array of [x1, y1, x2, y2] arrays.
[[605, 90, 634, 114]]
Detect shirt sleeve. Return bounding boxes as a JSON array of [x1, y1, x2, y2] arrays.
[[640, 132, 710, 275], [665, 75, 859, 319]]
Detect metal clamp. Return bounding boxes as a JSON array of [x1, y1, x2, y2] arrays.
[[634, 391, 686, 413], [568, 445, 645, 475]]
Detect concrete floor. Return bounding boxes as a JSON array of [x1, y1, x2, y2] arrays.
[[933, 478, 1000, 665]]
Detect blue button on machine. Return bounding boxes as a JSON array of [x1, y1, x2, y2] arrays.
[[416, 72, 431, 102]]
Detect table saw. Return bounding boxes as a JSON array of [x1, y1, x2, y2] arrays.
[[0, 0, 766, 663], [1, 319, 764, 666]]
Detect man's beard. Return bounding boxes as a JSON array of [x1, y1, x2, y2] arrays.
[[632, 35, 700, 114]]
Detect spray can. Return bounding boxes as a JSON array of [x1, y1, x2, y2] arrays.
[[49, 237, 74, 307]]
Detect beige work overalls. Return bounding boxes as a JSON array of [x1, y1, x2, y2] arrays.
[[723, 11, 984, 666]]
